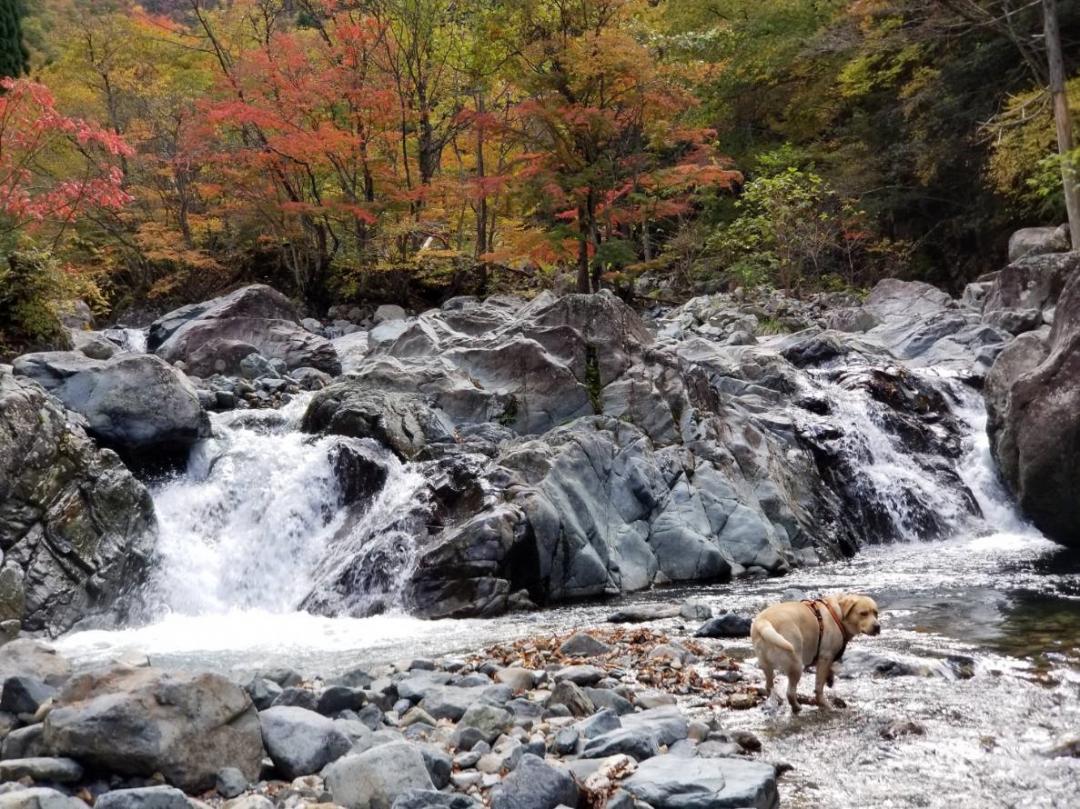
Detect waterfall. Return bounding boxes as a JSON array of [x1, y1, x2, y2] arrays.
[[143, 394, 426, 618]]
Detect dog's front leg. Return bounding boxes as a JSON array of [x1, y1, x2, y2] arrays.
[[814, 658, 833, 709]]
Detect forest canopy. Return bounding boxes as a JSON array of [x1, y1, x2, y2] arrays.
[[1, 0, 1078, 342]]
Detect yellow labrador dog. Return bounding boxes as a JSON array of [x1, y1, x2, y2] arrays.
[[751, 593, 880, 713]]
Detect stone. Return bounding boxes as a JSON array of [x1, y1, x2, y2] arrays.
[[0, 371, 157, 636], [259, 706, 352, 779], [489, 755, 579, 809], [620, 706, 689, 747], [695, 613, 753, 638], [0, 788, 88, 809], [0, 678, 56, 716], [584, 689, 634, 716], [149, 285, 341, 376], [374, 305, 407, 324], [607, 606, 680, 624], [552, 728, 579, 755], [416, 745, 451, 789], [272, 687, 319, 711], [2, 725, 45, 759], [546, 682, 594, 718], [391, 791, 480, 809], [679, 599, 713, 620], [216, 768, 248, 799], [324, 743, 434, 809], [623, 756, 779, 809], [0, 643, 71, 688], [558, 633, 612, 657], [580, 727, 659, 761], [574, 708, 622, 740], [1007, 224, 1070, 262], [0, 758, 82, 783], [456, 704, 512, 744], [11, 352, 210, 459], [43, 667, 265, 793], [94, 789, 195, 809], [553, 666, 605, 687], [317, 686, 366, 716], [494, 669, 536, 691]]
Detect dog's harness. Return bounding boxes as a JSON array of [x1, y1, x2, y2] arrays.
[[802, 598, 851, 667]]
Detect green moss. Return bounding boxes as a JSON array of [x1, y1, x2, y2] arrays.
[[585, 345, 603, 415]]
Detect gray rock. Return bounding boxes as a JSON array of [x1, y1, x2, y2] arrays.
[[374, 305, 407, 324], [623, 755, 779, 809], [551, 728, 578, 755], [271, 687, 319, 711], [416, 745, 451, 789], [418, 686, 484, 722], [987, 267, 1080, 547], [258, 706, 352, 779], [456, 704, 511, 744], [0, 643, 71, 688], [317, 686, 366, 715], [489, 754, 578, 809], [580, 727, 659, 761], [553, 666, 605, 687], [216, 767, 248, 798], [546, 682, 594, 717], [391, 791, 480, 809], [695, 613, 752, 638], [0, 678, 56, 716], [574, 708, 621, 740], [43, 667, 264, 793], [558, 633, 612, 657], [1007, 224, 1070, 262], [679, 599, 713, 620], [94, 788, 195, 809], [620, 706, 689, 747], [0, 370, 157, 636], [583, 688, 634, 716], [607, 605, 680, 624], [2, 725, 45, 759], [0, 758, 82, 783], [149, 285, 341, 376], [11, 352, 210, 458], [324, 743, 434, 809], [0, 788, 88, 809]]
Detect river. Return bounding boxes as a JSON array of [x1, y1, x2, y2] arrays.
[[53, 367, 1080, 808]]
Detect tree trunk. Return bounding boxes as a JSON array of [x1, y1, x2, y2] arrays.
[[577, 203, 590, 293], [1044, 0, 1080, 248]]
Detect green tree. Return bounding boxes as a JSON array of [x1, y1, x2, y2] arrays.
[[0, 0, 28, 78]]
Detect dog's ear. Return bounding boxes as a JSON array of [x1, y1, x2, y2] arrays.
[[840, 594, 860, 620]]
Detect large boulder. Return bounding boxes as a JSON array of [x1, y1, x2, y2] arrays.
[[11, 352, 210, 459], [43, 667, 265, 793], [489, 754, 578, 809], [1007, 224, 1070, 262], [0, 369, 156, 636], [982, 252, 1080, 320], [149, 285, 341, 376], [987, 269, 1080, 546]]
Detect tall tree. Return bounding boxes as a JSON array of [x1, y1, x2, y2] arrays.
[[1042, 0, 1080, 247], [0, 0, 28, 79]]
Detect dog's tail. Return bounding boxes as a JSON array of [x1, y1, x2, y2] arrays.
[[754, 619, 796, 655]]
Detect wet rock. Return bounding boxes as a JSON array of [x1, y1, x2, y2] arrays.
[[11, 352, 210, 459], [149, 285, 341, 376], [679, 599, 713, 620], [620, 707, 689, 747], [0, 371, 157, 636], [580, 727, 659, 761], [0, 788, 88, 809], [324, 742, 434, 809], [317, 686, 366, 716], [607, 606, 680, 624], [575, 708, 622, 740], [259, 706, 352, 779], [880, 720, 926, 740], [489, 754, 579, 809], [986, 267, 1080, 547], [43, 667, 264, 792], [0, 757, 82, 783], [558, 633, 612, 657], [552, 728, 579, 755], [374, 305, 407, 324], [0, 678, 56, 716], [623, 756, 779, 809], [302, 386, 455, 460], [0, 642, 71, 688], [732, 730, 762, 752], [94, 788, 194, 809], [695, 613, 752, 639]]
